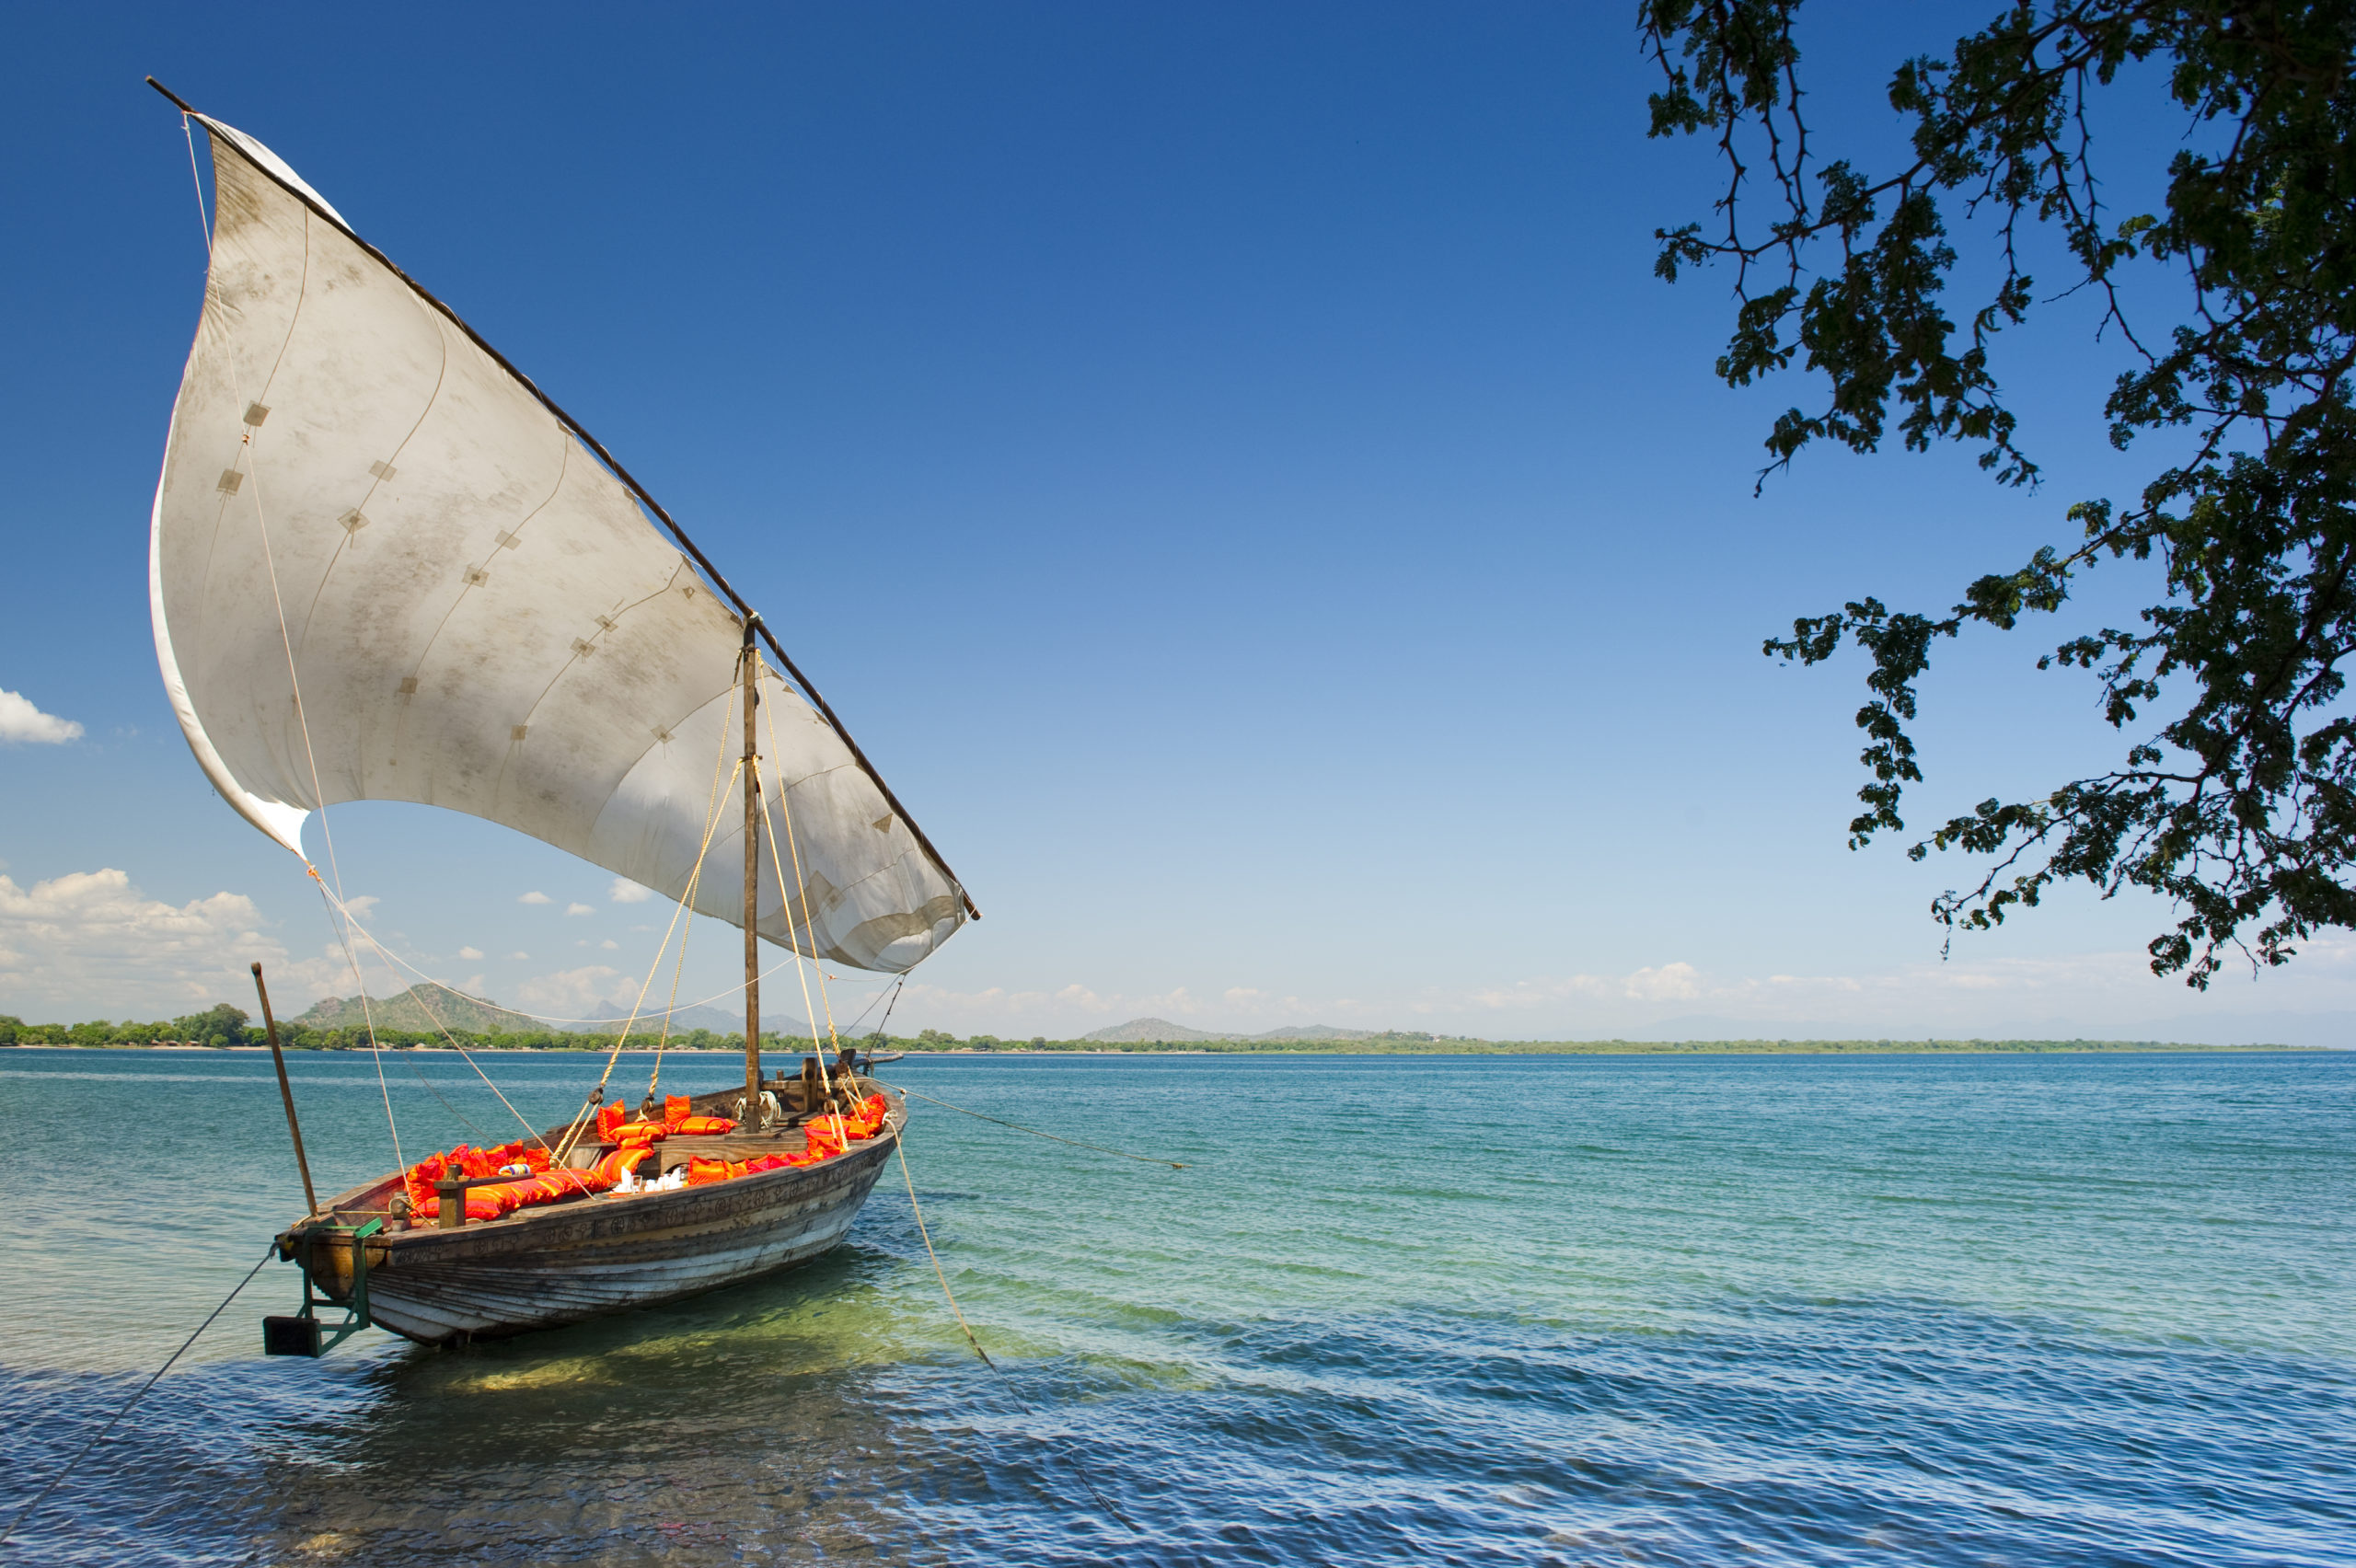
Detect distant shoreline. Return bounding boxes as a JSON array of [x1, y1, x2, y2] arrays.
[[1, 1040, 2329, 1056]]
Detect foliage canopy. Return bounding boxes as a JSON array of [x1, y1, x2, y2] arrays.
[[1643, 0, 2356, 985]]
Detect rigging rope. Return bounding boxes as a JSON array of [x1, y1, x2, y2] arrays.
[[762, 673, 845, 1051], [312, 884, 557, 1153], [554, 742, 743, 1163], [646, 705, 742, 1100], [838, 975, 903, 1041], [179, 115, 210, 250], [751, 762, 827, 1057], [182, 129, 405, 1170], [751, 686, 852, 1148], [0, 1248, 274, 1550], [222, 314, 402, 1170], [305, 930, 832, 1030]]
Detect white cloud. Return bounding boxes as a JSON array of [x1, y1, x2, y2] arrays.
[[518, 891, 552, 905], [506, 951, 530, 961], [0, 868, 285, 1014], [340, 894, 380, 922], [608, 878, 654, 905], [459, 974, 486, 994], [514, 964, 634, 1014], [457, 946, 484, 961], [600, 939, 619, 951], [564, 903, 595, 917], [0, 688, 84, 744], [1623, 962, 1702, 1001]]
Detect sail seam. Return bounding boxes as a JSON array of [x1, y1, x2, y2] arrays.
[[292, 238, 452, 671], [489, 563, 698, 819], [389, 433, 574, 774]]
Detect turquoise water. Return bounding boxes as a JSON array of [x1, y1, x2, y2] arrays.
[[0, 1047, 2349, 1565]]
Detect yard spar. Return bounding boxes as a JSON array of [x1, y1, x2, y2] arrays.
[[145, 80, 975, 1345]]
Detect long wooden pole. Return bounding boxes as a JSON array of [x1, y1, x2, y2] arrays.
[[251, 962, 319, 1216], [743, 619, 763, 1123]]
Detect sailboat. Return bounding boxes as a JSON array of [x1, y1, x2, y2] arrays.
[[144, 82, 977, 1347]]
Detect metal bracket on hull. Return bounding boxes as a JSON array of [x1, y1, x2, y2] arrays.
[[263, 1217, 379, 1356]]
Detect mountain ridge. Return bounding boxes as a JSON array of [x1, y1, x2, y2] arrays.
[[295, 984, 742, 1037]]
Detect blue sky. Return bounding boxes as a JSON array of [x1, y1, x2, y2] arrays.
[[5, 3, 2350, 1043]]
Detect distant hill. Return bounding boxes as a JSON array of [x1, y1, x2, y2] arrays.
[[1080, 1017, 1392, 1044], [295, 984, 744, 1038], [1082, 1017, 1221, 1043], [296, 983, 539, 1036]]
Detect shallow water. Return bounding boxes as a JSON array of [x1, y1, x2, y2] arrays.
[[0, 1047, 2349, 1565]]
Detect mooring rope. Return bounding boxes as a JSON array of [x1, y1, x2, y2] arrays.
[[0, 1247, 275, 1549], [893, 1134, 1136, 1534]]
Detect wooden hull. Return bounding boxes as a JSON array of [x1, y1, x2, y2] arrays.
[[296, 1084, 902, 1344]]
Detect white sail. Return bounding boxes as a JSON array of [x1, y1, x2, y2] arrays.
[[152, 114, 967, 973]]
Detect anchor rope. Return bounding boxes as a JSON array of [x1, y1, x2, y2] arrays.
[[0, 1247, 275, 1550], [894, 1134, 1136, 1534]]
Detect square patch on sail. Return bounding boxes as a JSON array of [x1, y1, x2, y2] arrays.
[[398, 677, 418, 698], [571, 638, 595, 658], [242, 403, 270, 426], [340, 509, 369, 533], [494, 530, 521, 550], [463, 566, 490, 586], [511, 725, 529, 743], [216, 469, 244, 494], [369, 460, 398, 481]]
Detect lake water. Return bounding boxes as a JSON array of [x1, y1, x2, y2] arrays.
[[0, 1047, 2349, 1565]]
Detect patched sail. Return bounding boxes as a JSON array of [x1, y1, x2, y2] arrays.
[[151, 114, 968, 973]]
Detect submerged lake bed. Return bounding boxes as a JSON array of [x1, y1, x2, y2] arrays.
[[1, 1048, 2348, 1565]]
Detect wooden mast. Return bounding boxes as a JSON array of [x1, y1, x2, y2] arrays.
[[742, 617, 763, 1123]]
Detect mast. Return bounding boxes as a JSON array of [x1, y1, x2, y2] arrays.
[[742, 617, 763, 1121]]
